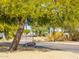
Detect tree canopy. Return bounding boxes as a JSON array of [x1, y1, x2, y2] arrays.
[[0, 0, 79, 29], [0, 0, 79, 51]]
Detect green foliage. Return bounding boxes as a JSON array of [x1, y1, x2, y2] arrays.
[[0, 24, 4, 32], [23, 29, 30, 34], [32, 26, 48, 36], [0, 0, 79, 40], [4, 24, 18, 39]]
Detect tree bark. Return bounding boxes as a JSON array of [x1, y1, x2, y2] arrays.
[[9, 23, 24, 51]]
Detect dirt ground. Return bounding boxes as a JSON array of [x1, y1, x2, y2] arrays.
[[0, 49, 79, 59], [0, 39, 79, 59]]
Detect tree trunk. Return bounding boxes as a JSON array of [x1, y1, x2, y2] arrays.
[[9, 23, 24, 51]]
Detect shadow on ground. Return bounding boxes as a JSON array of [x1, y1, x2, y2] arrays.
[[18, 46, 79, 54], [0, 42, 79, 54], [0, 45, 64, 53], [0, 46, 9, 52]]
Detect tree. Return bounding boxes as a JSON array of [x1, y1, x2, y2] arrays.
[[0, 0, 54, 51], [0, 0, 30, 51], [0, 0, 79, 51]]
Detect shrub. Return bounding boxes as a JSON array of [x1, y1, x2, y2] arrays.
[[47, 32, 66, 41], [23, 30, 30, 34], [72, 32, 79, 41]]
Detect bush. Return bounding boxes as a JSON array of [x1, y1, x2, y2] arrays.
[[47, 32, 68, 41], [48, 32, 64, 41], [23, 30, 30, 34], [72, 32, 79, 41]]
